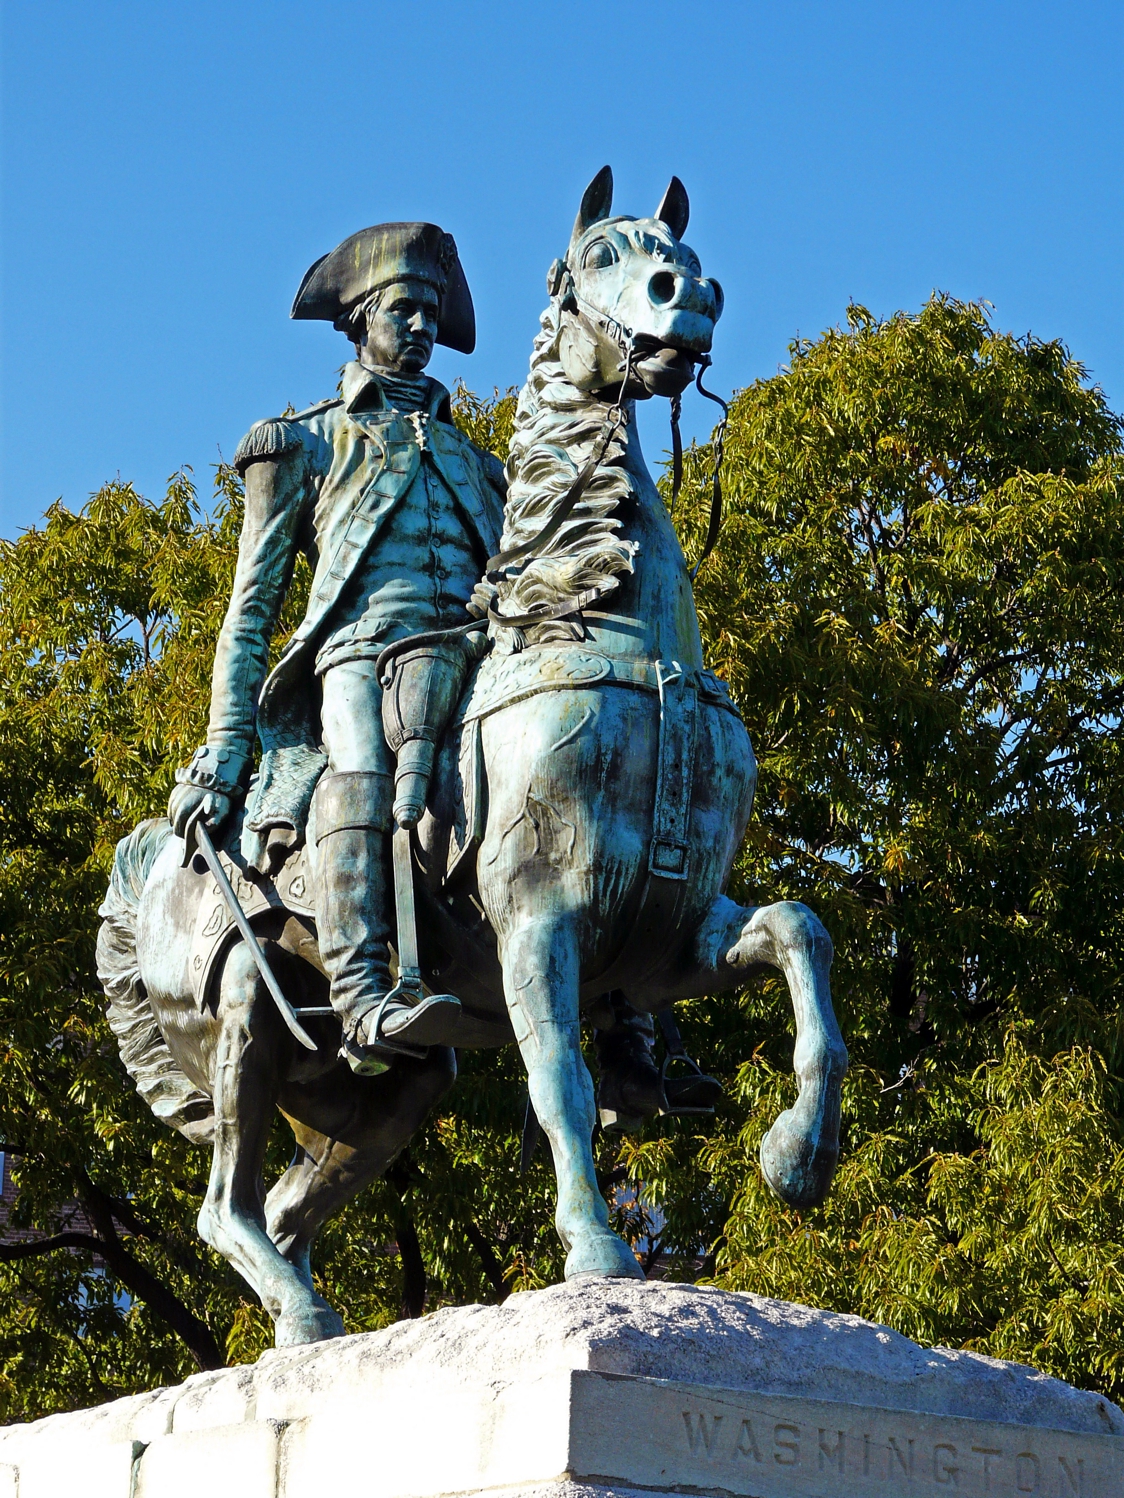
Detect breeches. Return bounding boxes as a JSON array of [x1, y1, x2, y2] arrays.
[[320, 660, 394, 777]]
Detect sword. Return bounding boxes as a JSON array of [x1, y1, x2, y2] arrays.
[[182, 804, 318, 1051]]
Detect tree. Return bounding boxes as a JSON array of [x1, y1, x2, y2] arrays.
[[628, 295, 1124, 1398], [1, 301, 1122, 1419]]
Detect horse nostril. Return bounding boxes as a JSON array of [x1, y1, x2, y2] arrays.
[[648, 271, 677, 306]]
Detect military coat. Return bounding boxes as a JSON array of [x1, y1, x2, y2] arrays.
[[184, 362, 506, 846]]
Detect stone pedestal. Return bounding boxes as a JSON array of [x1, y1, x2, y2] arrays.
[[1, 1280, 1120, 1497]]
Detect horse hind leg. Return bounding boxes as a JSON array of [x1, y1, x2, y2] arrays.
[[264, 1049, 456, 1290], [690, 896, 847, 1210], [503, 917, 643, 1281], [198, 941, 344, 1347]]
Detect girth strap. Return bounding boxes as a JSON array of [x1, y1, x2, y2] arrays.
[[585, 668, 700, 997], [649, 663, 697, 880]]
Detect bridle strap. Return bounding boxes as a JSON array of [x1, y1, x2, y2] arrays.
[[374, 308, 731, 672], [484, 365, 630, 580], [486, 582, 613, 632]]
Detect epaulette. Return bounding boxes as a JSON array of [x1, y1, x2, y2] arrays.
[[289, 396, 342, 421], [233, 417, 305, 474]]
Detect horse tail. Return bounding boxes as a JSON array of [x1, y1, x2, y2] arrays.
[[96, 819, 215, 1145]]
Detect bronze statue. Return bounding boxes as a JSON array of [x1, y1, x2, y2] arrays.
[[167, 221, 501, 1070], [98, 173, 847, 1345]]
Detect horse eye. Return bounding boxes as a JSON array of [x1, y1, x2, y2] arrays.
[[582, 240, 618, 271]]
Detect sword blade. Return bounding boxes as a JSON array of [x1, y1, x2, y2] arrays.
[[189, 814, 318, 1052]]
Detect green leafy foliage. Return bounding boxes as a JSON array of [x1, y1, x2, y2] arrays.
[[1, 300, 1121, 1419], [649, 295, 1124, 1396]]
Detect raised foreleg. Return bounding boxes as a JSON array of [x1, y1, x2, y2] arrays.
[[681, 896, 847, 1210]]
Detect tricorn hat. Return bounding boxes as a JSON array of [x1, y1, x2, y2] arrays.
[[290, 221, 475, 354]]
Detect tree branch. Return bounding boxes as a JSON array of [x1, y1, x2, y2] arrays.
[[0, 1232, 103, 1260], [395, 1212, 427, 1320], [463, 1220, 510, 1301], [0, 1226, 224, 1370], [960, 650, 1037, 696], [70, 1166, 225, 1369], [385, 1158, 427, 1320]]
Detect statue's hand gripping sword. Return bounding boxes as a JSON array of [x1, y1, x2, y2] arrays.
[[181, 805, 318, 1051]]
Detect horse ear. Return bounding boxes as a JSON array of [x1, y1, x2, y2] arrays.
[[571, 165, 614, 247], [655, 176, 689, 238]]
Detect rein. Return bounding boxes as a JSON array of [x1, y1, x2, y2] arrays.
[[687, 356, 730, 581], [486, 301, 731, 632], [483, 333, 637, 632], [484, 335, 635, 581], [375, 343, 637, 678]]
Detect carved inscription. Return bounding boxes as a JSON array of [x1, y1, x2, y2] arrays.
[[676, 1404, 1101, 1494], [569, 1371, 1120, 1498], [682, 1411, 722, 1454]]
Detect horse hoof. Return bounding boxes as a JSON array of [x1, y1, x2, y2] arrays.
[[564, 1230, 645, 1281], [760, 1110, 839, 1211], [274, 1301, 345, 1347]]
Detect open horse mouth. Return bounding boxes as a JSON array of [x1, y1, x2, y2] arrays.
[[631, 340, 700, 398]]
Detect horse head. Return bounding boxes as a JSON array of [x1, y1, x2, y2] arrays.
[[549, 165, 723, 400]]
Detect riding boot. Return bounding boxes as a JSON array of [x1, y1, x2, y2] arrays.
[[311, 771, 396, 1070], [595, 994, 666, 1133], [311, 770, 462, 1075]]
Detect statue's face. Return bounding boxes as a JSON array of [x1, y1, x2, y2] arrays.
[[360, 279, 439, 372]]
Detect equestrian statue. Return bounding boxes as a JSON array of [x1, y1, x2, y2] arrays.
[[97, 168, 848, 1347]]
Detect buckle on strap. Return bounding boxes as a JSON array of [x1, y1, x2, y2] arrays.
[[648, 661, 696, 883]]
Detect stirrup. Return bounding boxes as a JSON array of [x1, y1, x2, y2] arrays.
[[659, 1051, 723, 1117], [339, 982, 463, 1075], [654, 1008, 723, 1117], [339, 986, 426, 1075]]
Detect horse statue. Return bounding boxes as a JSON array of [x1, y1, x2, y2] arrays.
[[96, 167, 847, 1348]]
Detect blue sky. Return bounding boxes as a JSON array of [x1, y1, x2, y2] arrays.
[[1, 1, 1120, 537]]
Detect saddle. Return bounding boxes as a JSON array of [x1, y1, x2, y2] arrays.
[[187, 820, 320, 1011]]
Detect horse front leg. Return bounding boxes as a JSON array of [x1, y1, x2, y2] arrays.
[[695, 896, 848, 1209], [734, 900, 847, 1208], [502, 915, 643, 1281]]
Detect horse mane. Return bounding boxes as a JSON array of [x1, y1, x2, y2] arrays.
[[495, 301, 636, 642]]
